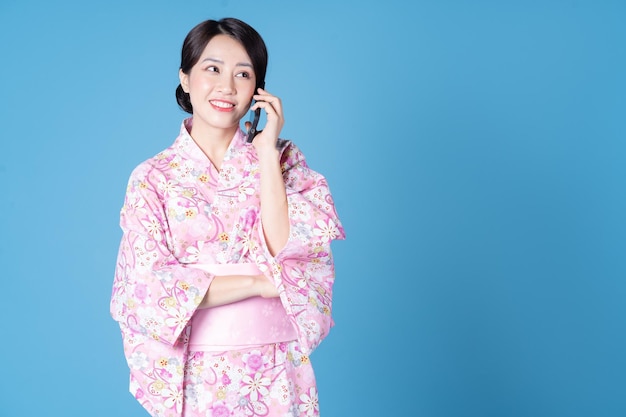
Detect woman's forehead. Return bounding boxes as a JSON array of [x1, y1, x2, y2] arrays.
[[199, 34, 252, 64]]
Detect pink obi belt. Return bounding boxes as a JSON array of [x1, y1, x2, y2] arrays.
[[188, 263, 297, 351]]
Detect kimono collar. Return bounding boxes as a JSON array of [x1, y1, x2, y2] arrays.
[[173, 117, 248, 163]]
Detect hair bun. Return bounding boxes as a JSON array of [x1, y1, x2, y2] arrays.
[[176, 84, 193, 114]]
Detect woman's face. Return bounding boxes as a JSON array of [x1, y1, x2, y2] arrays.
[[179, 34, 257, 136]]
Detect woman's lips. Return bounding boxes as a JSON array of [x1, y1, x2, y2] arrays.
[[210, 100, 235, 112]]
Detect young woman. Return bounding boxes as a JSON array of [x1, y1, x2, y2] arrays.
[[110, 17, 345, 417]]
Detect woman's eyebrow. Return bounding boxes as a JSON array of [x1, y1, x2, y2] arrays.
[[201, 57, 253, 67]]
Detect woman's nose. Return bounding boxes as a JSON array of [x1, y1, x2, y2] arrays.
[[216, 76, 234, 94]]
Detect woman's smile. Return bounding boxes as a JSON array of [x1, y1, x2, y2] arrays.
[[210, 99, 236, 111]]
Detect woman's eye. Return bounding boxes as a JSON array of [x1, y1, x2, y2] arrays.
[[236, 72, 250, 78], [206, 66, 218, 72]]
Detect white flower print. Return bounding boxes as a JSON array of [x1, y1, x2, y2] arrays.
[[313, 219, 338, 242], [141, 217, 163, 241], [290, 267, 308, 289], [185, 241, 204, 262], [299, 387, 319, 416], [164, 307, 189, 334], [238, 181, 255, 202], [158, 179, 178, 196], [162, 383, 183, 413], [253, 254, 270, 272], [240, 372, 271, 402]]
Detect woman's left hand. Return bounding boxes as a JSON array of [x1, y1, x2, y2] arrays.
[[248, 87, 284, 151]]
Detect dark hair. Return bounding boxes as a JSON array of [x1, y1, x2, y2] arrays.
[[175, 17, 268, 114]]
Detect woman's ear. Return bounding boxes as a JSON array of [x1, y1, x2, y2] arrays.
[[179, 69, 190, 93]]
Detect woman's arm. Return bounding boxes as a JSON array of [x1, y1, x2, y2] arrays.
[[257, 146, 289, 256], [198, 274, 279, 308], [250, 87, 290, 256]]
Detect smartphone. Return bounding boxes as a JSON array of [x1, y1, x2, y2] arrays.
[[246, 106, 261, 143]]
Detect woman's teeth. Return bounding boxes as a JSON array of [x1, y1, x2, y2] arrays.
[[211, 101, 234, 108]]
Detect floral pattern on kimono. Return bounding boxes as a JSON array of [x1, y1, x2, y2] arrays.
[[110, 119, 345, 417]]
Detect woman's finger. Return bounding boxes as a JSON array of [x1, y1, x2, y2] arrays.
[[253, 88, 283, 113]]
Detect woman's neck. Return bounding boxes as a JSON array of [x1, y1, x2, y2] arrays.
[[189, 121, 239, 170]]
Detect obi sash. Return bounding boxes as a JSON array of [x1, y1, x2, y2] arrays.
[[188, 263, 297, 351]]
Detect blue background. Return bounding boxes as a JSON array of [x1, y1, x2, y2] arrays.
[[1, 1, 625, 416]]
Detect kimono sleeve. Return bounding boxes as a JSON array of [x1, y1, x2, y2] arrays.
[[110, 163, 214, 347], [255, 141, 346, 355]]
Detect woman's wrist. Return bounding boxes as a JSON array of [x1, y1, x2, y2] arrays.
[[256, 145, 280, 162]]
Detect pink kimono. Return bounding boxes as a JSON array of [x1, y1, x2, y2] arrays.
[[110, 119, 345, 417]]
